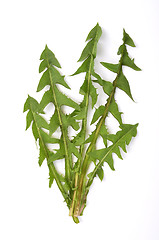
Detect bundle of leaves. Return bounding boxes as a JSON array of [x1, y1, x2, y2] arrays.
[[24, 23, 140, 223]]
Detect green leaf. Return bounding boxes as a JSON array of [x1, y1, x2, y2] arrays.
[[32, 121, 39, 141], [78, 24, 102, 62], [48, 140, 65, 163], [87, 171, 93, 179], [68, 141, 82, 160], [85, 122, 108, 147], [40, 89, 53, 110], [78, 39, 96, 62], [92, 73, 113, 96], [70, 24, 102, 161], [38, 140, 46, 166], [101, 62, 120, 73], [79, 78, 87, 95], [101, 80, 114, 96], [74, 107, 86, 120], [38, 46, 81, 184], [63, 181, 70, 193], [39, 45, 61, 71], [123, 29, 136, 47], [39, 59, 48, 73], [49, 66, 70, 89], [48, 150, 65, 163], [24, 96, 59, 144], [107, 123, 138, 151], [24, 26, 140, 218], [122, 51, 141, 71], [24, 94, 70, 205], [48, 165, 54, 188], [86, 23, 102, 42], [73, 23, 101, 75], [91, 105, 105, 125], [88, 166, 104, 181], [23, 95, 44, 114], [48, 139, 81, 163], [89, 147, 115, 170], [108, 99, 122, 124], [99, 123, 108, 147], [54, 86, 80, 110], [49, 110, 59, 135], [117, 71, 134, 101], [37, 69, 50, 92], [89, 123, 138, 170], [92, 72, 103, 85], [96, 167, 104, 181], [84, 130, 95, 144], [40, 129, 60, 144], [37, 67, 70, 92], [23, 96, 31, 112], [65, 114, 80, 131], [72, 128, 85, 146], [90, 81, 98, 108], [34, 114, 49, 130], [72, 56, 92, 76], [117, 44, 125, 55], [26, 110, 33, 130]]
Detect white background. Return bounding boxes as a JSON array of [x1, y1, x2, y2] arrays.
[[0, 0, 159, 239]]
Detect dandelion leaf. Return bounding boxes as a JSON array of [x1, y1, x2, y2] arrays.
[[48, 165, 55, 188], [39, 45, 61, 72], [123, 29, 136, 47], [91, 105, 105, 125], [89, 124, 138, 170], [117, 71, 134, 101], [100, 62, 120, 73], [108, 99, 122, 124]]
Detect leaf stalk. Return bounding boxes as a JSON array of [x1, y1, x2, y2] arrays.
[[72, 46, 125, 217]]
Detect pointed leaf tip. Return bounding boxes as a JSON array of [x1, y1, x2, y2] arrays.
[[40, 45, 61, 69], [23, 95, 30, 112], [123, 29, 136, 47], [117, 71, 134, 101], [72, 56, 92, 76], [78, 39, 97, 62], [101, 62, 119, 73], [123, 54, 141, 71], [86, 23, 102, 42]]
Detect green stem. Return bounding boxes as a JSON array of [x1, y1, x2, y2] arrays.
[[49, 162, 70, 206], [69, 173, 78, 216], [47, 63, 72, 185], [69, 54, 94, 217], [73, 49, 125, 216], [32, 111, 70, 206], [80, 54, 93, 155], [70, 31, 101, 217], [87, 125, 137, 189]]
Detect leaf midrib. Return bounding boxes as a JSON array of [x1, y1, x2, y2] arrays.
[[80, 33, 99, 155], [47, 60, 71, 183], [87, 124, 137, 186], [30, 104, 69, 204]]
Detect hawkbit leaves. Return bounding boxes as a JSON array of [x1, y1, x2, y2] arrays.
[[24, 25, 140, 222]]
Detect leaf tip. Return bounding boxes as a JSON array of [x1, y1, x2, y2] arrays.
[[123, 29, 136, 47], [135, 123, 139, 128]]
